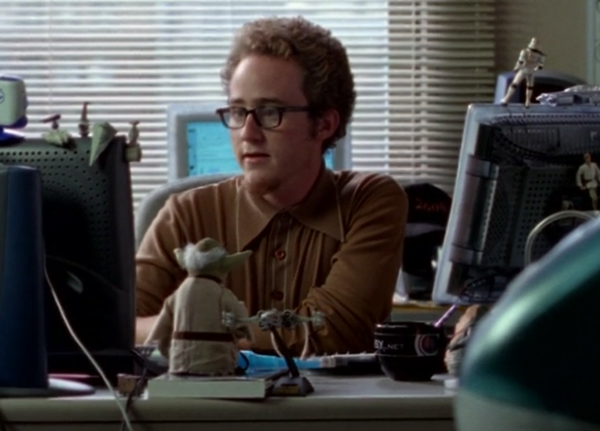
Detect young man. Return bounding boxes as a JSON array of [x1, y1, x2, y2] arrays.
[[136, 16, 408, 356]]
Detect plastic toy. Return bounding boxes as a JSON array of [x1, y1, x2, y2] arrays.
[[42, 114, 73, 147], [125, 120, 142, 162], [223, 308, 325, 395], [145, 238, 253, 376], [79, 102, 90, 138], [501, 38, 546, 107]]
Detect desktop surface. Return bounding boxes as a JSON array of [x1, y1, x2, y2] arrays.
[[0, 375, 455, 431]]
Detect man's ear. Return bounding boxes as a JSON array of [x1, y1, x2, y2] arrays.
[[316, 109, 340, 143]]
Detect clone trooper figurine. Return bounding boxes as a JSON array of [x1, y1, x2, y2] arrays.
[[501, 38, 546, 107]]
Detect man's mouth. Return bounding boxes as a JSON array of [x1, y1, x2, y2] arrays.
[[243, 152, 270, 159]]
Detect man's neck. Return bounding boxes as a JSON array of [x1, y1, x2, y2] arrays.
[[262, 163, 322, 208]]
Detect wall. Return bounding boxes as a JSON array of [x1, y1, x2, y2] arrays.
[[495, 0, 591, 83]]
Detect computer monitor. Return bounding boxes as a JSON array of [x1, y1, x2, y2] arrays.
[[0, 136, 136, 379], [166, 102, 352, 181], [432, 103, 600, 305], [494, 70, 586, 105]]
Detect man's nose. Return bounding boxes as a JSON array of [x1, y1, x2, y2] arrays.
[[239, 111, 264, 142]]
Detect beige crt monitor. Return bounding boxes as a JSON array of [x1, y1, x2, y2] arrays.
[[166, 102, 353, 181]]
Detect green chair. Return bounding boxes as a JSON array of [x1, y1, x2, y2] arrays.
[[455, 216, 600, 431]]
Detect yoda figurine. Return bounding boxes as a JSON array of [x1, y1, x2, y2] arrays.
[[144, 238, 253, 376]]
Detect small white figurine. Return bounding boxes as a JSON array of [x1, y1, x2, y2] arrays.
[[145, 238, 253, 376], [501, 37, 546, 107], [576, 152, 600, 210]]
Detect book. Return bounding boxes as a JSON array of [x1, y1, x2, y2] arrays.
[[146, 370, 287, 399]]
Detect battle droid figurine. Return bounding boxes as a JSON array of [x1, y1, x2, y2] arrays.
[[145, 238, 253, 376], [501, 38, 546, 107]]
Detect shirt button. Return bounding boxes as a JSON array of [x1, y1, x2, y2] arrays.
[[271, 290, 284, 301], [274, 249, 286, 260]]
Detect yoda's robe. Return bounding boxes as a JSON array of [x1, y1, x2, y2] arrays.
[[145, 275, 251, 375]]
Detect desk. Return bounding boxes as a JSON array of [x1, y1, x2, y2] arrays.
[[0, 375, 456, 431]]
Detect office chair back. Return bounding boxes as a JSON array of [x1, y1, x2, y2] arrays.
[[135, 174, 232, 250]]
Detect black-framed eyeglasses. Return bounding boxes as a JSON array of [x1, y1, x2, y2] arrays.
[[215, 105, 311, 130]]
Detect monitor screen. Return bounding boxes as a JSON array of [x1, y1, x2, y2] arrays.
[[0, 137, 136, 379], [185, 119, 338, 176], [432, 103, 600, 305], [167, 103, 351, 181]]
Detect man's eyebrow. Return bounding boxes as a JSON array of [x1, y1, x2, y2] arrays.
[[227, 97, 288, 105]]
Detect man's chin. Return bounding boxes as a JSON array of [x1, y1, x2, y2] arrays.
[[241, 172, 280, 196]]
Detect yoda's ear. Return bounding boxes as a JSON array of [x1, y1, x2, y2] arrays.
[[222, 250, 252, 273], [173, 248, 186, 269]]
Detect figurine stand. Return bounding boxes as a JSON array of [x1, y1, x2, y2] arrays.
[[268, 328, 314, 396], [271, 374, 314, 396]]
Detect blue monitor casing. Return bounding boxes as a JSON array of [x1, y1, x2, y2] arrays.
[[166, 102, 352, 181], [432, 103, 600, 305]]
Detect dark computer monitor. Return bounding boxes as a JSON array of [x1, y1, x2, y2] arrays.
[[494, 70, 586, 105], [0, 136, 136, 379], [432, 103, 600, 305]]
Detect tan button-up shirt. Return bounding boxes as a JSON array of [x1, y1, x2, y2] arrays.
[[136, 167, 408, 356]]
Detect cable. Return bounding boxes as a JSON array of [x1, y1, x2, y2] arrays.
[[45, 264, 135, 431], [119, 351, 149, 431], [524, 210, 596, 265]]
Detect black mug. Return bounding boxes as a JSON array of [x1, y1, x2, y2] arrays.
[[374, 321, 446, 381]]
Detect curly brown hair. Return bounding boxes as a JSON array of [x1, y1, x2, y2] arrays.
[[221, 16, 356, 152]]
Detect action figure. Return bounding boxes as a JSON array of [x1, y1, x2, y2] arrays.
[[223, 308, 324, 395], [78, 102, 90, 138], [125, 120, 142, 162], [145, 238, 253, 376], [576, 152, 600, 210], [42, 113, 72, 147], [501, 38, 546, 107]]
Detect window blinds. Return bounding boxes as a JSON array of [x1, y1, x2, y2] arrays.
[[0, 0, 495, 206]]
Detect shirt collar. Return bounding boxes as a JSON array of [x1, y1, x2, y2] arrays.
[[236, 166, 344, 250]]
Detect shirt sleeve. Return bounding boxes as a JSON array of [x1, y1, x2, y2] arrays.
[[251, 175, 408, 356], [136, 195, 188, 316]]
